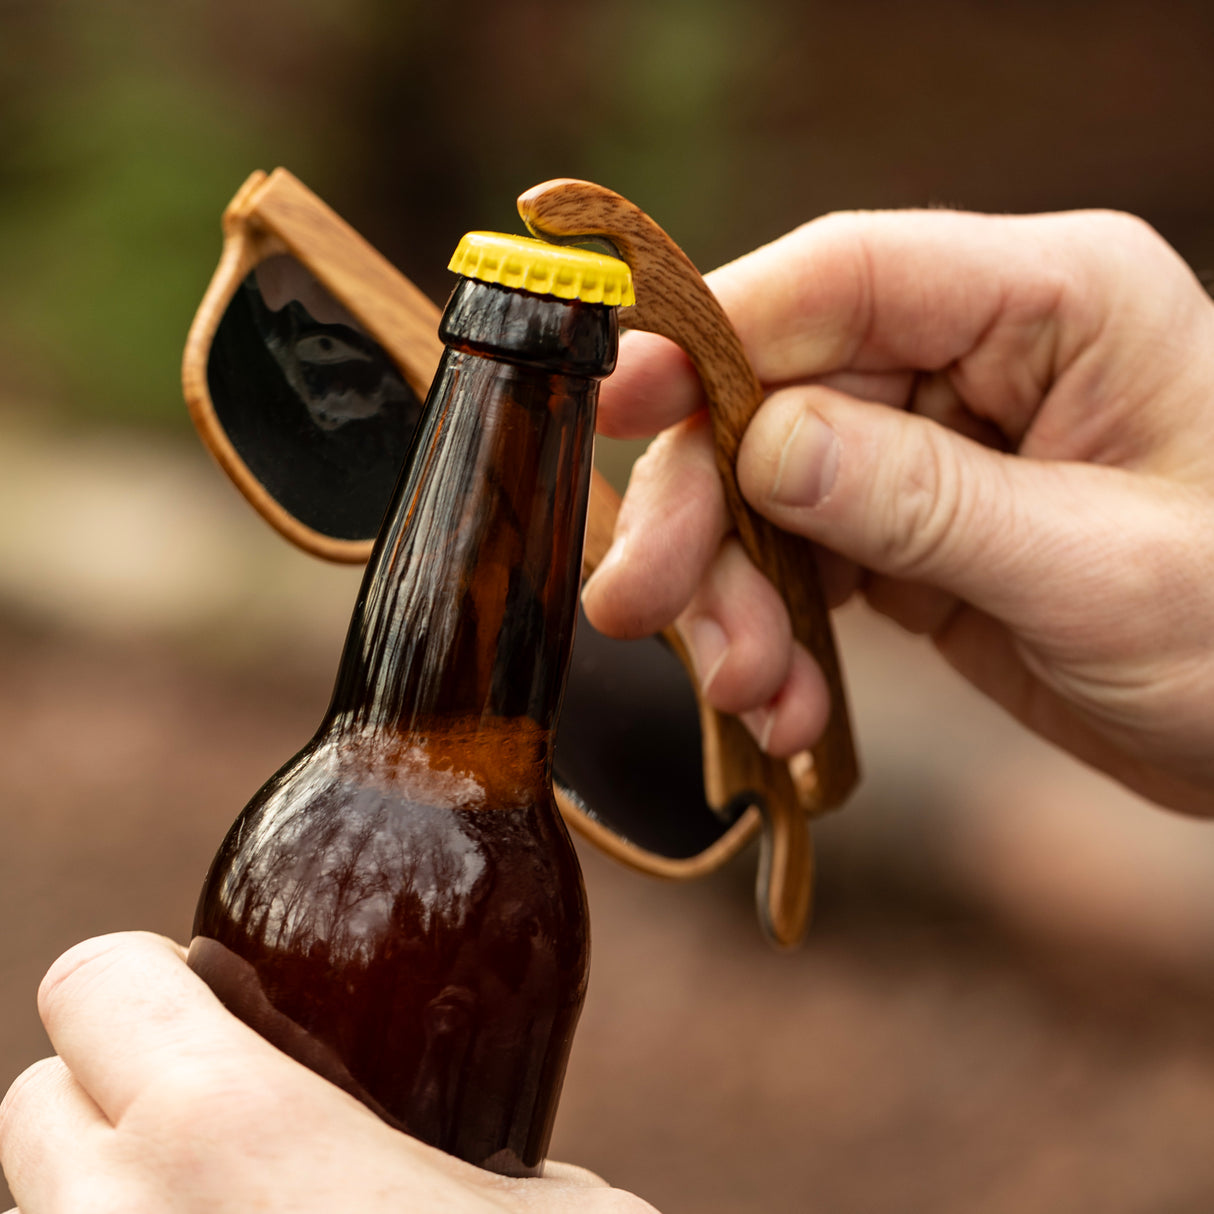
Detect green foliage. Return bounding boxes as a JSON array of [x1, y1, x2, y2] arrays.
[[0, 0, 780, 430], [0, 4, 317, 427], [3, 0, 1213, 437], [577, 0, 784, 264]]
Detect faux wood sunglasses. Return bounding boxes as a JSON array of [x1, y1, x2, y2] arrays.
[[183, 169, 858, 946]]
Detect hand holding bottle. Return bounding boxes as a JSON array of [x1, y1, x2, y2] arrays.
[[0, 933, 658, 1214], [586, 209, 1214, 814]]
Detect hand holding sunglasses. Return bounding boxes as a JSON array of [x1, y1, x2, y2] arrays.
[[183, 169, 858, 947]]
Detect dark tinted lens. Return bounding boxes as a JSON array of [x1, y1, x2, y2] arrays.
[[207, 255, 425, 541], [554, 607, 744, 860]]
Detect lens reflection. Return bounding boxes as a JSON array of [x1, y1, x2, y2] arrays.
[[208, 255, 425, 541]]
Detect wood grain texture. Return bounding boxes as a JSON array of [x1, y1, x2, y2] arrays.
[[519, 179, 859, 946], [182, 182, 307, 548], [184, 169, 446, 563], [518, 179, 857, 807], [185, 171, 743, 881], [555, 789, 761, 883], [186, 173, 639, 584], [184, 170, 839, 939]]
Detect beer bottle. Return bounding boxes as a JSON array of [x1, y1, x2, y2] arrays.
[[187, 232, 633, 1177]]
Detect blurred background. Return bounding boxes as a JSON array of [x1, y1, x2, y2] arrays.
[[3, 1, 1214, 1210]]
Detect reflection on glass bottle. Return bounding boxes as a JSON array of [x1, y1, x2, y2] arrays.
[[189, 242, 622, 1177]]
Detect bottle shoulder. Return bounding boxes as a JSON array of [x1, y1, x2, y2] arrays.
[[308, 714, 555, 804], [196, 734, 589, 972], [205, 722, 583, 901]]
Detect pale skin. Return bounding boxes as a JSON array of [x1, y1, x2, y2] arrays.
[[0, 932, 656, 1214], [4, 209, 1214, 1211], [588, 208, 1214, 816]]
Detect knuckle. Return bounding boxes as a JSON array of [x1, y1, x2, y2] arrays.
[[0, 1056, 60, 1138], [727, 610, 792, 705], [697, 541, 793, 710], [591, 1191, 663, 1214], [130, 1056, 286, 1157], [607, 422, 728, 637], [37, 934, 130, 1023], [874, 422, 967, 578], [1061, 210, 1186, 285], [764, 646, 830, 759], [57, 1185, 134, 1214], [1080, 208, 1164, 250], [151, 1053, 270, 1123]]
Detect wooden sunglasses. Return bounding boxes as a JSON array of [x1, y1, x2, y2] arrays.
[[182, 168, 858, 946]]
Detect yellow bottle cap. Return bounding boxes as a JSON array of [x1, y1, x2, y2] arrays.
[[448, 232, 635, 307]]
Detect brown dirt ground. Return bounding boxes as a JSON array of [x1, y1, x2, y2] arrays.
[[5, 604, 1214, 1213]]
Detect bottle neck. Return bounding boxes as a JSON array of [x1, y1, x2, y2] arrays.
[[326, 280, 614, 775]]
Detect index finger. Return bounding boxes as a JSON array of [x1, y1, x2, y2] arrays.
[[711, 209, 1078, 382], [597, 327, 706, 439], [599, 208, 1078, 439], [36, 931, 275, 1125]]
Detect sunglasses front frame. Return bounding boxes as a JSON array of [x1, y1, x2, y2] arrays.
[[183, 169, 444, 564], [182, 167, 768, 885]]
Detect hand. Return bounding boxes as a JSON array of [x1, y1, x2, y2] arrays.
[[0, 932, 657, 1214], [586, 209, 1214, 813]]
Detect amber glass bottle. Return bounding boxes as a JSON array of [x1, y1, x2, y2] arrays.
[[188, 234, 632, 1177]]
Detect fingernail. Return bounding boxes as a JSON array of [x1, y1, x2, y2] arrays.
[[741, 706, 776, 753], [680, 615, 729, 695], [769, 411, 840, 507]]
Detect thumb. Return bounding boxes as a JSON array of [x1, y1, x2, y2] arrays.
[[737, 385, 1169, 630]]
